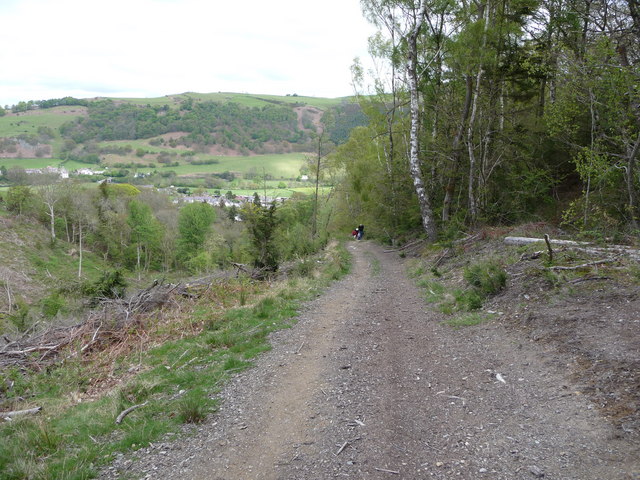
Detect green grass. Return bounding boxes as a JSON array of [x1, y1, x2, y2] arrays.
[[138, 152, 306, 178], [0, 108, 80, 137], [0, 158, 94, 171], [114, 92, 348, 110], [0, 242, 352, 479], [411, 256, 507, 326], [220, 186, 332, 199]]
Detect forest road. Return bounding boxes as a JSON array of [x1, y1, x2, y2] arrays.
[[102, 241, 639, 479]]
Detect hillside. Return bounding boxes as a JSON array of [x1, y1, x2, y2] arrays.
[[0, 208, 111, 322], [0, 92, 366, 162]]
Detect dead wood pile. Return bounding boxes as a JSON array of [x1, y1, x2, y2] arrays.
[[0, 280, 207, 370]]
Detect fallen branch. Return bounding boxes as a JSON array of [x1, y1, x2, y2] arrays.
[[568, 276, 610, 284], [374, 467, 400, 474], [2, 406, 42, 419], [335, 437, 361, 456], [548, 257, 618, 271], [383, 238, 424, 253], [433, 248, 452, 268], [231, 262, 250, 275], [80, 326, 102, 353], [115, 401, 148, 424], [335, 441, 349, 456], [2, 344, 61, 356]]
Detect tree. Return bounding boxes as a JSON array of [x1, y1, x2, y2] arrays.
[[67, 186, 97, 278], [406, 0, 438, 240], [127, 199, 163, 278], [176, 202, 216, 265], [6, 186, 33, 215], [241, 200, 279, 273], [306, 130, 335, 238], [35, 181, 64, 243], [545, 2, 640, 232]]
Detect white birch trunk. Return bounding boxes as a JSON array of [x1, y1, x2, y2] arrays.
[[407, 1, 437, 241]]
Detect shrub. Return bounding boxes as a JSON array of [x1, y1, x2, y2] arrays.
[[41, 293, 65, 318], [82, 270, 127, 304], [463, 260, 506, 296]]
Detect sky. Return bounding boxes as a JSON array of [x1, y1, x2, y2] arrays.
[[0, 0, 377, 107]]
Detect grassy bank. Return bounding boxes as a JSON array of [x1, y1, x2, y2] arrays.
[[0, 244, 351, 480]]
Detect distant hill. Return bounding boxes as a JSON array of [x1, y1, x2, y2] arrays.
[[0, 93, 367, 163]]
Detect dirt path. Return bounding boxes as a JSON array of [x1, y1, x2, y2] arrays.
[[103, 241, 639, 479]]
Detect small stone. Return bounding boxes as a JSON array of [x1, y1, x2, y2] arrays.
[[436, 462, 444, 467], [529, 465, 545, 477], [479, 468, 487, 473]]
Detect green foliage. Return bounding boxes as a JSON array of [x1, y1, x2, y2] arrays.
[[53, 97, 356, 154], [6, 186, 34, 215], [82, 270, 127, 303], [176, 202, 216, 267], [561, 197, 621, 238], [463, 260, 507, 297], [100, 182, 141, 199], [127, 199, 164, 271], [241, 201, 279, 273], [41, 293, 65, 318], [6, 298, 31, 331], [412, 257, 506, 317], [0, 238, 350, 479], [419, 279, 446, 304], [290, 258, 317, 277]]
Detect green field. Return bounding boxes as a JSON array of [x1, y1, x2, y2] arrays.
[[216, 186, 332, 198], [136, 153, 308, 179], [0, 157, 93, 171], [115, 92, 348, 110], [0, 153, 308, 179], [0, 107, 82, 137]]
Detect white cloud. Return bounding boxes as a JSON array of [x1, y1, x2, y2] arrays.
[[0, 0, 377, 106]]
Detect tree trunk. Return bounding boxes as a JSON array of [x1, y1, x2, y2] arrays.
[[443, 75, 473, 222], [466, 1, 490, 225], [78, 222, 83, 278], [407, 1, 437, 241], [48, 204, 56, 242], [626, 132, 640, 230]]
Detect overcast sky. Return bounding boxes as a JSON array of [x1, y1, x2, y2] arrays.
[[0, 0, 377, 107]]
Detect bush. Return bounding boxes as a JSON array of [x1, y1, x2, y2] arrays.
[[82, 270, 127, 304], [7, 299, 31, 331], [41, 293, 65, 318], [463, 260, 506, 296]]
